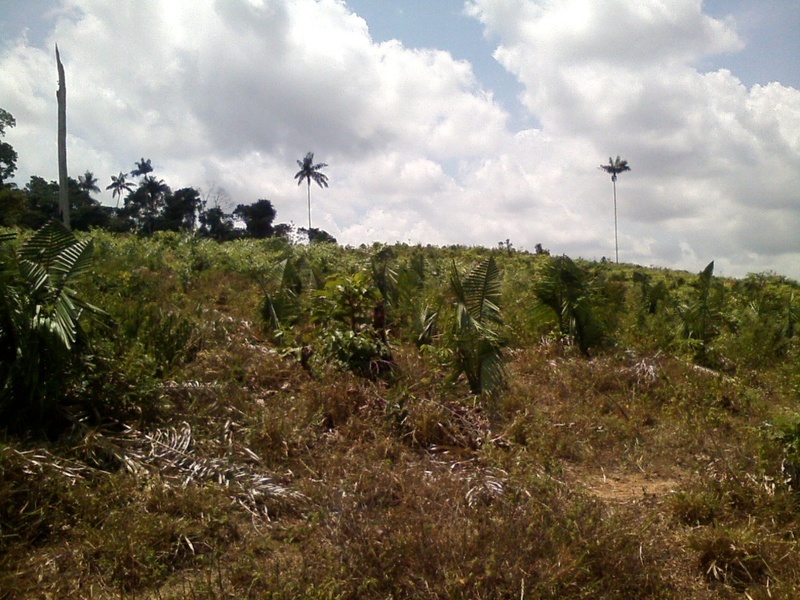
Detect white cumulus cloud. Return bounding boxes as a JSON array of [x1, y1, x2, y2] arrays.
[[0, 0, 798, 279]]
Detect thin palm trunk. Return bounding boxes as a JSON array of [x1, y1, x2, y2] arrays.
[[612, 178, 618, 264], [307, 180, 312, 231]]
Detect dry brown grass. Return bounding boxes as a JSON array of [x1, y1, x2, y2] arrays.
[[2, 315, 800, 598]]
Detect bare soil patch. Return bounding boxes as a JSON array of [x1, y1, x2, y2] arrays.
[[567, 466, 685, 503]]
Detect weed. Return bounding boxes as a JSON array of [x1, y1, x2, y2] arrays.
[[691, 529, 771, 592], [2, 238, 800, 598]]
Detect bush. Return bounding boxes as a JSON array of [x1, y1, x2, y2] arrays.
[[310, 272, 392, 378]]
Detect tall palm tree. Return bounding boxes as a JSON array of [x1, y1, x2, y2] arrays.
[[139, 175, 170, 214], [599, 155, 631, 263], [78, 170, 100, 195], [106, 172, 135, 207], [131, 175, 171, 234], [294, 152, 328, 231]]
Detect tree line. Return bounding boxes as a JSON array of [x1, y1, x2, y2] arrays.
[[0, 109, 335, 243]]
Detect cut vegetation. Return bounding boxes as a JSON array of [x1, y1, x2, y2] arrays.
[[1, 227, 799, 598]]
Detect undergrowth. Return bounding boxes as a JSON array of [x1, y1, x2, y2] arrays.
[[1, 232, 799, 598]]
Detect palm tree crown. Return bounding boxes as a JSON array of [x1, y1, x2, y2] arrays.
[[599, 156, 631, 264], [600, 156, 631, 182], [130, 158, 153, 178], [78, 170, 100, 195], [294, 152, 328, 231], [106, 172, 135, 207]]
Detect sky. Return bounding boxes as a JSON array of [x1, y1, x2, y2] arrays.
[[1, 0, 799, 279]]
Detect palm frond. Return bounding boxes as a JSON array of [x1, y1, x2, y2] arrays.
[[295, 153, 328, 183], [14, 222, 105, 350], [18, 259, 49, 294], [260, 259, 294, 331], [463, 256, 502, 325], [260, 258, 290, 291], [449, 259, 466, 306], [50, 237, 94, 285], [50, 291, 81, 348], [478, 343, 506, 396], [414, 302, 438, 346], [311, 172, 329, 188], [18, 220, 75, 270]]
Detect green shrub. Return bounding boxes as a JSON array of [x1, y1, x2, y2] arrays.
[[310, 272, 392, 378]]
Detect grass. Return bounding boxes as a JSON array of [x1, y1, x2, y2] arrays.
[[2, 234, 800, 598]]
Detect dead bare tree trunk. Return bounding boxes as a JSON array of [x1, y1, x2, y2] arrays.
[[56, 44, 70, 229]]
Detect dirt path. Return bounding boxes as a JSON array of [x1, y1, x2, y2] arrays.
[[566, 466, 684, 503]]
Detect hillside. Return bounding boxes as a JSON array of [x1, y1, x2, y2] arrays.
[[1, 227, 799, 599]]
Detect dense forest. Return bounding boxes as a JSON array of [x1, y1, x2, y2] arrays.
[[2, 107, 800, 598]]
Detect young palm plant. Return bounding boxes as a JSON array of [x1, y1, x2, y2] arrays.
[[677, 260, 725, 365], [448, 255, 506, 397], [259, 255, 307, 336], [533, 255, 602, 355], [0, 220, 106, 428]]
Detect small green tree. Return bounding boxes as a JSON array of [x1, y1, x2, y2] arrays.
[[311, 271, 392, 378], [259, 254, 307, 336], [393, 251, 437, 346], [234, 199, 277, 238]]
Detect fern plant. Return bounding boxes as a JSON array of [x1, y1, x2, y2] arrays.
[[447, 255, 506, 397], [0, 220, 106, 428]]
